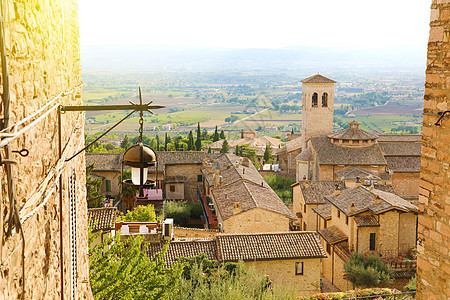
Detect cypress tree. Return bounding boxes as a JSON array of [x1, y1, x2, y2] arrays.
[[156, 134, 160, 151], [164, 133, 168, 151], [220, 139, 229, 153], [220, 130, 225, 139], [235, 145, 239, 156], [187, 131, 194, 151], [195, 122, 202, 151], [207, 147, 212, 153], [291, 127, 294, 134], [213, 126, 219, 142]]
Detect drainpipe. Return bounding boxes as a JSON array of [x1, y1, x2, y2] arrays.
[[58, 107, 64, 300]]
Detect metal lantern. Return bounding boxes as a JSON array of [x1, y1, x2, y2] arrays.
[[122, 142, 157, 198]]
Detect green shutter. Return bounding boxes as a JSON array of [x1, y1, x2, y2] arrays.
[[106, 180, 111, 192]]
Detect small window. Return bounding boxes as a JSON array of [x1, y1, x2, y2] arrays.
[[169, 185, 175, 192], [326, 244, 331, 254], [346, 216, 349, 225], [324, 220, 327, 228], [304, 204, 307, 213], [106, 180, 111, 192], [197, 174, 203, 182], [295, 262, 304, 275], [370, 233, 376, 251], [322, 93, 328, 107], [312, 93, 318, 106], [303, 222, 307, 231], [337, 210, 341, 218]]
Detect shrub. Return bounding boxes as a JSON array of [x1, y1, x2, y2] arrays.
[[118, 205, 157, 222], [188, 203, 203, 219], [344, 252, 393, 288], [164, 201, 191, 227], [405, 275, 416, 291]]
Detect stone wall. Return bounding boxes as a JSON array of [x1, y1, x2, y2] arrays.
[[0, 0, 91, 298], [223, 208, 290, 233], [417, 0, 450, 298], [165, 164, 202, 203], [390, 172, 419, 198], [173, 227, 218, 238], [244, 258, 321, 296]]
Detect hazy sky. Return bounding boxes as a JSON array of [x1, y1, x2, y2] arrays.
[[79, 0, 431, 49]]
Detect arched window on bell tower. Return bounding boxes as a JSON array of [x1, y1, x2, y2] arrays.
[[322, 93, 328, 107], [312, 92, 318, 107]]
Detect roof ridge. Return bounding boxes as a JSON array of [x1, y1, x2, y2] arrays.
[[243, 181, 259, 208]]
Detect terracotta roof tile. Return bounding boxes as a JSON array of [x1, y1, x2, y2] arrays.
[[216, 232, 326, 261], [310, 136, 386, 166], [379, 142, 422, 156], [385, 156, 421, 173], [301, 74, 336, 83], [377, 134, 422, 142], [312, 204, 332, 220], [295, 147, 313, 161], [318, 226, 348, 244], [336, 167, 380, 180], [86, 153, 122, 172], [328, 127, 378, 141], [88, 207, 118, 232], [353, 215, 380, 227], [146, 239, 217, 268], [297, 181, 345, 204]]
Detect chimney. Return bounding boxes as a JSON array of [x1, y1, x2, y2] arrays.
[[374, 195, 381, 205], [355, 176, 362, 187], [233, 202, 241, 214], [350, 202, 356, 213], [303, 175, 307, 181], [334, 184, 341, 196]]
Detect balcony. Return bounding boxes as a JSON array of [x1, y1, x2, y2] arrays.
[[197, 188, 219, 230]]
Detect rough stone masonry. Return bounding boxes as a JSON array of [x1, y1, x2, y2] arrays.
[[417, 0, 450, 298], [0, 0, 91, 299]]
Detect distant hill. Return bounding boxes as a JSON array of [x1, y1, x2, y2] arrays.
[[81, 45, 426, 74]]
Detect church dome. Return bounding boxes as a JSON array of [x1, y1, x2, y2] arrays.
[[328, 121, 378, 147]]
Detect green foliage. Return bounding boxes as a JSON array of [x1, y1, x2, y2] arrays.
[[86, 164, 105, 208], [220, 139, 230, 153], [187, 130, 195, 151], [89, 232, 181, 300], [120, 135, 132, 149], [344, 252, 393, 288], [195, 123, 202, 151], [165, 133, 169, 151], [117, 205, 157, 222], [120, 170, 135, 197], [263, 144, 272, 162], [220, 130, 225, 139], [264, 175, 295, 204], [164, 201, 192, 227], [299, 288, 395, 300], [188, 203, 203, 219], [213, 126, 220, 142], [405, 275, 416, 291], [391, 125, 419, 134]]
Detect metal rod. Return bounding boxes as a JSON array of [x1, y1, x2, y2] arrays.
[[58, 106, 64, 300], [61, 104, 164, 112], [65, 110, 135, 161]]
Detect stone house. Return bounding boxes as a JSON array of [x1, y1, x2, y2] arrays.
[[86, 153, 122, 197], [200, 154, 296, 232], [146, 231, 327, 296], [0, 1, 91, 298], [88, 207, 118, 246], [416, 1, 450, 297], [276, 136, 302, 174], [312, 186, 418, 291]]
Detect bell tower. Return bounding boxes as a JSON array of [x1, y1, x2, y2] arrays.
[[301, 74, 336, 148]]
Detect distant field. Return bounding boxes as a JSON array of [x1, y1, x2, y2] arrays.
[[351, 103, 423, 115], [338, 115, 422, 133]]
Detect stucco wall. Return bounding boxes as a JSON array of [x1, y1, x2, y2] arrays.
[[165, 164, 202, 203], [244, 258, 321, 296], [0, 0, 91, 298]]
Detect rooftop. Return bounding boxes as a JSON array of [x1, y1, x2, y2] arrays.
[[379, 142, 422, 157], [292, 181, 345, 204], [312, 203, 332, 220], [310, 136, 386, 166], [353, 215, 380, 227], [88, 207, 118, 232], [86, 153, 122, 172], [385, 157, 421, 173], [377, 134, 422, 143], [318, 226, 348, 245], [301, 74, 336, 84], [328, 122, 379, 142], [336, 167, 381, 181]]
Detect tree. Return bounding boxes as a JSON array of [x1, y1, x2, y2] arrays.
[[220, 139, 229, 153], [86, 164, 104, 208], [235, 145, 239, 156], [263, 144, 272, 163], [344, 252, 393, 288], [120, 134, 132, 149], [118, 205, 157, 222], [164, 133, 169, 151], [291, 128, 294, 134], [220, 130, 225, 139], [187, 130, 194, 151], [213, 126, 219, 142], [195, 122, 202, 151], [156, 134, 160, 151], [89, 232, 181, 299], [207, 147, 212, 153]]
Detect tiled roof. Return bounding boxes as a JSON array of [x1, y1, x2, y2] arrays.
[[216, 232, 327, 261], [295, 181, 345, 204], [212, 181, 296, 220], [312, 204, 332, 220], [310, 136, 386, 166], [353, 215, 380, 227], [277, 137, 302, 154], [301, 74, 336, 84], [150, 152, 222, 172], [202, 154, 267, 188], [86, 153, 122, 172], [336, 167, 380, 180], [372, 184, 396, 194], [385, 156, 421, 173], [146, 239, 217, 268], [295, 147, 313, 161], [379, 142, 422, 157], [88, 207, 118, 232], [318, 226, 348, 245], [377, 134, 422, 142], [325, 186, 418, 216], [329, 127, 378, 141]]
